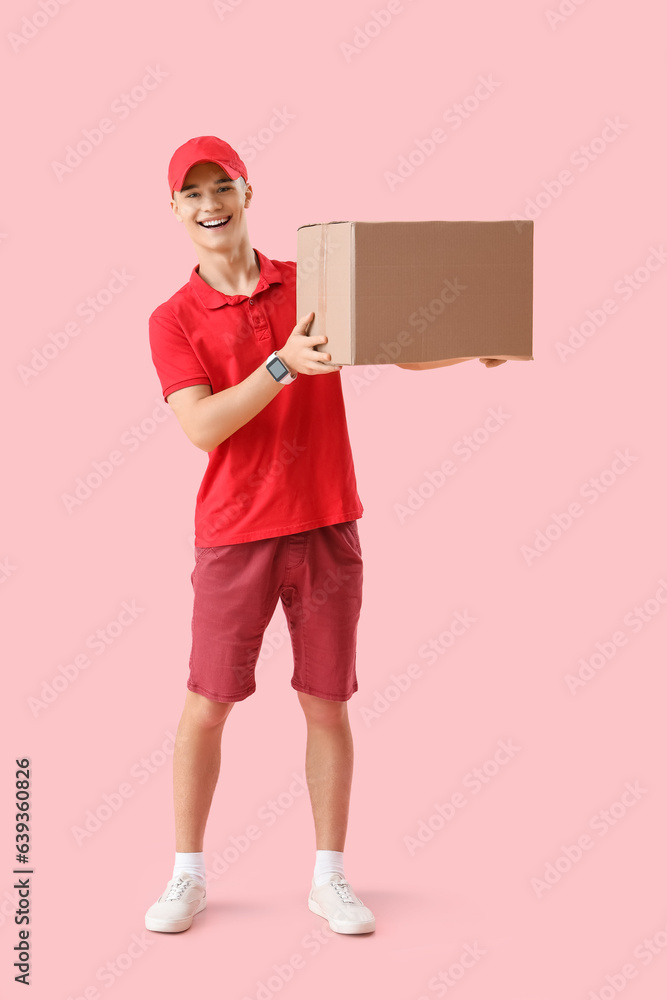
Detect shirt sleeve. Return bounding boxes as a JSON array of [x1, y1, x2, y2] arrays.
[[148, 306, 211, 402]]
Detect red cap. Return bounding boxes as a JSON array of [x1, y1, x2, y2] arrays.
[[168, 136, 248, 196]]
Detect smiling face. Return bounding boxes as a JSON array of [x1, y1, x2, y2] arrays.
[[171, 160, 252, 250]]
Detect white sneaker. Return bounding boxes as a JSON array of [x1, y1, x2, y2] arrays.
[[308, 873, 376, 934], [145, 873, 207, 933]]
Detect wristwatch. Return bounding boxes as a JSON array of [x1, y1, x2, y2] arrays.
[[265, 351, 297, 384]]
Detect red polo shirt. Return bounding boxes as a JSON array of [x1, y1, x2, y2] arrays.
[[148, 249, 363, 546]]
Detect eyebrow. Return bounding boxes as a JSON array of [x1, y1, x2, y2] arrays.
[[180, 177, 233, 192]]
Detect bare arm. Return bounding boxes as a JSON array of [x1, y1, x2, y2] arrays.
[[395, 359, 471, 370], [396, 357, 507, 370], [168, 370, 282, 453], [167, 311, 340, 452]]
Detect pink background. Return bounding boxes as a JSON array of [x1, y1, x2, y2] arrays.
[[2, 1, 666, 997]]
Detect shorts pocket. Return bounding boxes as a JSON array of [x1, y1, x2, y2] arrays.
[[340, 519, 362, 558]]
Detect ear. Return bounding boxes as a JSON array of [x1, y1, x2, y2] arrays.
[[244, 182, 253, 208]]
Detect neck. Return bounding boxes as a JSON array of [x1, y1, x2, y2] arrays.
[[196, 238, 260, 296]]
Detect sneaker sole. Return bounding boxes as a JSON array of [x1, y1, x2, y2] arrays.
[[145, 896, 207, 933], [308, 897, 375, 934]]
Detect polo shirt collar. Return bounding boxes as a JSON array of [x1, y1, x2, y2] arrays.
[[189, 249, 283, 309]]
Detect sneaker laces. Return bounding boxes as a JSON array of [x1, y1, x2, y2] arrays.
[[332, 879, 357, 904], [164, 875, 196, 902]]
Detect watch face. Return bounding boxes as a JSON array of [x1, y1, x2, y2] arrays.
[[267, 355, 288, 379]]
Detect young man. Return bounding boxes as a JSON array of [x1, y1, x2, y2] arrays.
[[145, 135, 504, 937]]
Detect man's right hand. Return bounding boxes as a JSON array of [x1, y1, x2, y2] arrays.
[[277, 311, 342, 375]]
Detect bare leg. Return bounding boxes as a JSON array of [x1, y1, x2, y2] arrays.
[[297, 692, 354, 851], [173, 690, 235, 853]]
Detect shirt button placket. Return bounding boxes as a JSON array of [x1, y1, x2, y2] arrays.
[[249, 298, 270, 344]]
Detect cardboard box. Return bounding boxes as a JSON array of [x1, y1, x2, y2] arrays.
[[296, 221, 533, 366]]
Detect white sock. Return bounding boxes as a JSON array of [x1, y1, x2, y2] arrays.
[[313, 850, 346, 887], [173, 851, 206, 885]]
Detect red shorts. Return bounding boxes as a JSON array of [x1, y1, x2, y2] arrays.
[[188, 520, 363, 703]]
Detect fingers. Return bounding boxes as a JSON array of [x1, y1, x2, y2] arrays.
[[297, 313, 328, 344], [308, 346, 341, 371], [309, 351, 341, 369], [299, 311, 315, 334], [295, 314, 341, 370]]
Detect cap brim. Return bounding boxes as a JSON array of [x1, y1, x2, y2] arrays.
[[172, 158, 243, 194]]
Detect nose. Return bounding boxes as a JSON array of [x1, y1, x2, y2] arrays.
[[199, 192, 224, 212]]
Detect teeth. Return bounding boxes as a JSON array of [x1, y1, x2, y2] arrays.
[[201, 217, 230, 227]]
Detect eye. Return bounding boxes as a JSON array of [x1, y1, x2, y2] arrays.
[[186, 186, 230, 198]]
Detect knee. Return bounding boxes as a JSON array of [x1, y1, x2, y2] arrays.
[[298, 691, 348, 726], [183, 690, 234, 729]]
